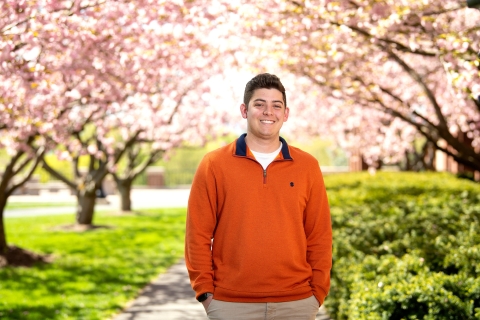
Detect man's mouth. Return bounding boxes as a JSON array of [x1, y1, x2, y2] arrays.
[[260, 120, 275, 124]]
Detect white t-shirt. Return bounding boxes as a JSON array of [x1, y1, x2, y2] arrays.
[[251, 143, 283, 170]]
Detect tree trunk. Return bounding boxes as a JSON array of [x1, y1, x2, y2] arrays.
[[402, 150, 412, 171], [76, 191, 97, 225], [117, 178, 133, 212], [0, 147, 43, 257], [0, 193, 8, 256]]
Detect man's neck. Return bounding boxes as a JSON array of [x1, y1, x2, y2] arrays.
[[245, 135, 281, 153]]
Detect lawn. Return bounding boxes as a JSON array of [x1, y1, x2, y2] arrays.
[[0, 208, 186, 320], [5, 202, 75, 210]]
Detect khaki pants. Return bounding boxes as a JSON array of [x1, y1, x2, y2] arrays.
[[206, 295, 319, 320]]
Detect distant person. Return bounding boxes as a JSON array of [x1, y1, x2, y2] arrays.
[[96, 185, 107, 198], [185, 73, 332, 320]]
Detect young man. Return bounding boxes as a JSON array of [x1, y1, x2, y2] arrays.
[[185, 73, 332, 320]]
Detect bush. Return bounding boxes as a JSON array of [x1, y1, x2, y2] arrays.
[[324, 172, 480, 319]]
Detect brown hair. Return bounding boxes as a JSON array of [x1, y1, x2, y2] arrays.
[[243, 73, 286, 109]]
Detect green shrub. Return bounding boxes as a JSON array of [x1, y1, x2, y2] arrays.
[[324, 172, 480, 319]]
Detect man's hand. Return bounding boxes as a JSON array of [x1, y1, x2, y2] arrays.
[[201, 295, 214, 311]]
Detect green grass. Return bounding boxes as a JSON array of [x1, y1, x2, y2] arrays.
[[5, 202, 75, 210], [0, 208, 186, 320]]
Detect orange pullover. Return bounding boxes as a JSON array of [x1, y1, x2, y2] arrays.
[[185, 134, 332, 304]]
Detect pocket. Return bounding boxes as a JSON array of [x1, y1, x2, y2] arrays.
[[309, 295, 320, 308], [206, 299, 217, 314]]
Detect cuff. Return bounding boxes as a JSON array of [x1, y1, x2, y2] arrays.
[[194, 282, 215, 300]]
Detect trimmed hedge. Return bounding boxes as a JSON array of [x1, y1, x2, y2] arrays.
[[324, 172, 480, 320]]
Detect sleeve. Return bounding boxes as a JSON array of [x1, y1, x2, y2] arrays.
[[304, 163, 332, 305], [184, 154, 218, 299]]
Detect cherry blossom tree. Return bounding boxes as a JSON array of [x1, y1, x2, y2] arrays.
[[235, 0, 480, 171], [33, 0, 231, 223], [0, 0, 233, 239], [0, 0, 77, 258], [109, 74, 228, 212]]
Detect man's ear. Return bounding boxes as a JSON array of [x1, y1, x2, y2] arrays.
[[283, 107, 290, 122], [240, 104, 248, 119]]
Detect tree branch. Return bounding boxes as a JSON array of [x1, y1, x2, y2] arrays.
[[7, 147, 46, 197], [42, 159, 77, 190], [327, 20, 437, 57], [385, 47, 449, 130]]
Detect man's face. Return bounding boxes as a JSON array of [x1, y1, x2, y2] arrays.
[[240, 88, 289, 141]]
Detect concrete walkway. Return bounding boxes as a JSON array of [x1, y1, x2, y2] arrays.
[[113, 259, 205, 320], [5, 188, 191, 218], [113, 259, 332, 320]]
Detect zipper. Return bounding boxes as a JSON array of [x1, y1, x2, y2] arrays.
[[262, 158, 289, 185], [237, 155, 291, 185]]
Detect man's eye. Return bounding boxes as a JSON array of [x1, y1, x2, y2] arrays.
[[254, 104, 263, 107], [274, 105, 282, 109]]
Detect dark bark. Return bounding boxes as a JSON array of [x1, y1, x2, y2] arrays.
[[112, 146, 164, 212], [399, 140, 437, 171], [0, 165, 11, 257], [0, 194, 8, 256], [403, 150, 412, 171], [76, 190, 97, 225], [115, 177, 133, 212], [0, 145, 43, 256], [422, 141, 436, 171]]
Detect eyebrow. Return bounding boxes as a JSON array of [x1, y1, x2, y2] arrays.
[[253, 98, 284, 105]]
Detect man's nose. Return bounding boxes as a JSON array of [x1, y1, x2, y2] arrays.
[[263, 105, 274, 115]]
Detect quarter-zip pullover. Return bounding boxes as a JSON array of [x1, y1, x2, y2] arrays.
[[185, 134, 332, 304]]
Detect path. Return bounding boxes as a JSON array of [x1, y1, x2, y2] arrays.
[[5, 188, 191, 218]]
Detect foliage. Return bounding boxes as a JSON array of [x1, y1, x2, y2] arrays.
[[292, 138, 348, 167], [0, 208, 186, 320], [324, 172, 480, 319]]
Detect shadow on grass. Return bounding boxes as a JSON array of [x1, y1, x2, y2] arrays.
[[104, 210, 155, 217], [0, 245, 53, 268], [48, 224, 114, 233]]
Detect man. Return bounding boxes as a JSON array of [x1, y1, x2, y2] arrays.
[[185, 73, 332, 320]]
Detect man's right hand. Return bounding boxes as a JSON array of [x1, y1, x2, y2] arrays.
[[201, 295, 214, 311]]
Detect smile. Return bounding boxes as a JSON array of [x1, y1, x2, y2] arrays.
[[260, 120, 275, 124]]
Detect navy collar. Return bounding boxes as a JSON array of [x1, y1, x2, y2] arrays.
[[235, 133, 292, 160]]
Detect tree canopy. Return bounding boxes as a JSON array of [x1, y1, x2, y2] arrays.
[[1, 0, 479, 227]]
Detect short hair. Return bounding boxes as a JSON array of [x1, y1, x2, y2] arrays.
[[243, 73, 286, 108]]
